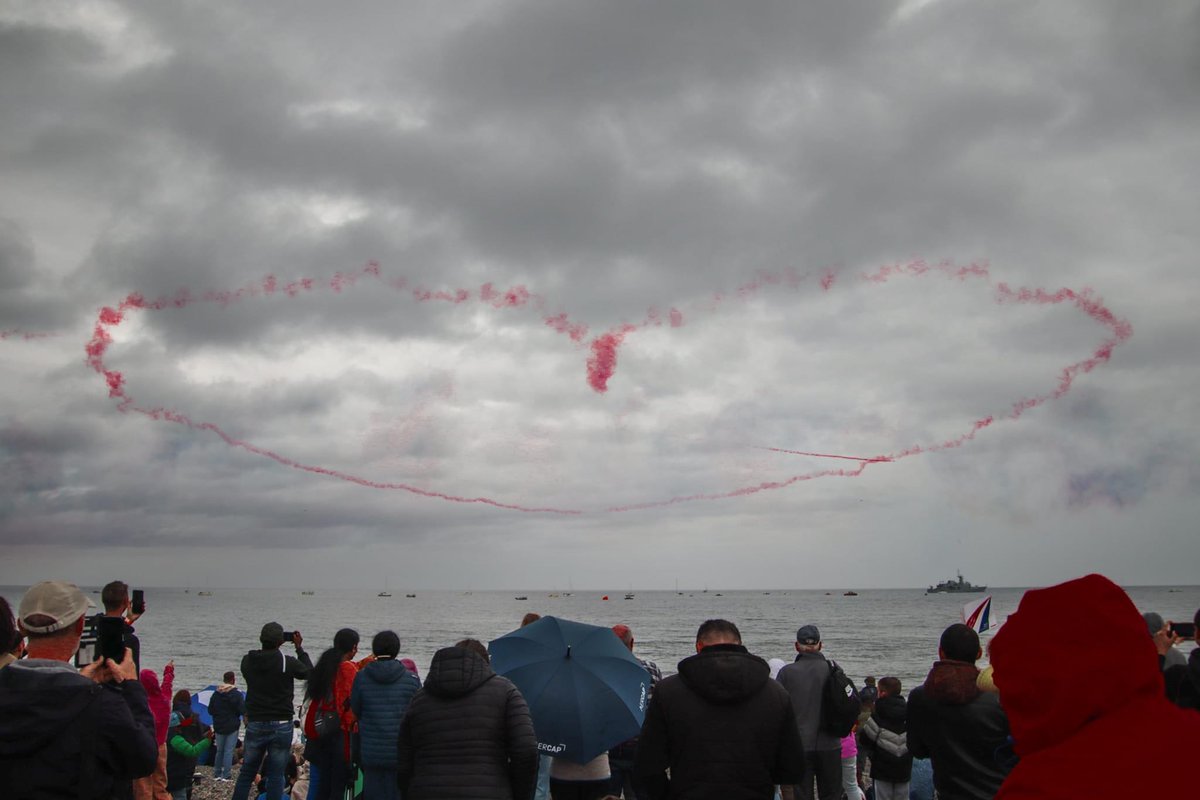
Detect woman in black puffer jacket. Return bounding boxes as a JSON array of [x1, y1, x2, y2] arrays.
[[397, 639, 538, 800]]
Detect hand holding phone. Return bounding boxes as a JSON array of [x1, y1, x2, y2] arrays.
[[107, 649, 136, 683], [130, 589, 145, 616], [1169, 621, 1196, 640]]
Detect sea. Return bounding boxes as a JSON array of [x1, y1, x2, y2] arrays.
[[3, 584, 1196, 696]]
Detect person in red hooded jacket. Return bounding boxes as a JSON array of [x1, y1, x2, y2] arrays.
[[990, 573, 1200, 798]]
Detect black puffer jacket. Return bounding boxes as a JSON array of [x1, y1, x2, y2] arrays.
[[0, 659, 158, 799], [633, 643, 805, 800], [397, 647, 538, 800], [859, 694, 913, 783], [907, 660, 1010, 800]]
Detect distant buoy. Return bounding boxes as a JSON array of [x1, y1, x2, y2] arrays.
[[602, 595, 609, 601]]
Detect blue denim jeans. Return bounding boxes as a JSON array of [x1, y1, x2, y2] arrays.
[[534, 753, 551, 800], [214, 730, 238, 779], [232, 720, 293, 800]]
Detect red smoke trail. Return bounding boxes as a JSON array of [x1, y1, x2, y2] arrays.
[[83, 263, 585, 513], [607, 460, 874, 512], [544, 312, 589, 342], [586, 324, 637, 393], [84, 259, 1131, 513]]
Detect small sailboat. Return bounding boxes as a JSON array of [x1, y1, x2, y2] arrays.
[[378, 577, 392, 597]]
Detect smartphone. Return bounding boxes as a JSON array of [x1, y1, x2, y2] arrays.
[[282, 631, 296, 644], [96, 616, 126, 662], [131, 589, 145, 615], [1169, 621, 1196, 639]]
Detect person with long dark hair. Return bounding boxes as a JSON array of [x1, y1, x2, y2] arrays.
[[304, 628, 361, 800]]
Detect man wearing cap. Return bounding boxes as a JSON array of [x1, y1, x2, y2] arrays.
[[775, 624, 842, 800], [233, 622, 312, 800], [607, 623, 663, 800], [0, 580, 158, 797]]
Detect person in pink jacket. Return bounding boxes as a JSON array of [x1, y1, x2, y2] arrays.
[[840, 730, 862, 800], [134, 660, 174, 800]]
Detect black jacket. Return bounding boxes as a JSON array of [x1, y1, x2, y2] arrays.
[[0, 658, 159, 799], [907, 660, 1010, 800], [207, 684, 246, 735], [1164, 648, 1200, 711], [397, 646, 538, 800], [859, 694, 913, 783], [633, 644, 805, 800], [241, 646, 312, 722]]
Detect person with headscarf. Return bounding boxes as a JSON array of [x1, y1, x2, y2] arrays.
[[990, 574, 1200, 797]]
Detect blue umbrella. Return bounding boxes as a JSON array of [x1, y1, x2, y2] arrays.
[[190, 684, 218, 726], [489, 616, 651, 764]]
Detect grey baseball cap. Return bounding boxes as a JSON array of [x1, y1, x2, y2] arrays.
[[796, 624, 821, 645]]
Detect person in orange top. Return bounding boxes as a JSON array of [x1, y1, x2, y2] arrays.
[[305, 628, 368, 800]]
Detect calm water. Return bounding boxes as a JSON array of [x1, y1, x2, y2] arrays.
[[4, 585, 1196, 697]]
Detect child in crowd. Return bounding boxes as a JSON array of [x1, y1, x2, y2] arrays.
[[858, 677, 913, 800]]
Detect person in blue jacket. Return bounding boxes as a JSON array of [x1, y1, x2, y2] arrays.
[[350, 630, 421, 800]]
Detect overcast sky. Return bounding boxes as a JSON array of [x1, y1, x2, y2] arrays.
[[2, 0, 1198, 591]]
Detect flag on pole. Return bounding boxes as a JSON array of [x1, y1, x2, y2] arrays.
[[962, 595, 993, 634]]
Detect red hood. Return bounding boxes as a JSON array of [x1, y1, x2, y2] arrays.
[[990, 573, 1162, 758]]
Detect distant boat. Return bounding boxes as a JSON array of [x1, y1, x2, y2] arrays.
[[715, 593, 723, 597], [927, 571, 987, 594], [624, 593, 635, 600], [301, 590, 315, 596], [514, 595, 528, 601], [843, 591, 859, 597], [405, 593, 416, 598], [197, 591, 213, 597]]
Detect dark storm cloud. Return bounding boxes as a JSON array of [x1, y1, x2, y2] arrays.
[[1, 1, 1198, 587]]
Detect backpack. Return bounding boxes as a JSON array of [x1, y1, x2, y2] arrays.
[[823, 659, 862, 737]]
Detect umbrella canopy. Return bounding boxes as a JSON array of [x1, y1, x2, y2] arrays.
[[190, 684, 218, 726], [489, 616, 651, 764]]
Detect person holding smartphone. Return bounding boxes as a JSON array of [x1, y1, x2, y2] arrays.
[[1164, 609, 1200, 712], [0, 581, 158, 797], [97, 580, 143, 673], [232, 622, 312, 800]]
